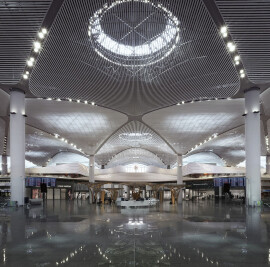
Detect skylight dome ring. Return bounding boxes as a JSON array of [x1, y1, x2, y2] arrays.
[[88, 0, 180, 67], [119, 132, 152, 141]]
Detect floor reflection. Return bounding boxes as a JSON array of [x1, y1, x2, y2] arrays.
[[0, 200, 269, 266]]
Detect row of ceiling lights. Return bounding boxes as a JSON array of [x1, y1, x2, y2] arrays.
[[220, 26, 246, 79], [22, 28, 97, 107], [23, 28, 48, 80], [186, 133, 218, 154], [56, 245, 85, 265], [176, 97, 232, 106], [41, 97, 96, 106], [266, 136, 270, 152], [96, 245, 112, 264], [53, 133, 86, 155], [3, 136, 7, 155]]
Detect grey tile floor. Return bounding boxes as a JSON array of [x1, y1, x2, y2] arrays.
[[0, 200, 269, 266]]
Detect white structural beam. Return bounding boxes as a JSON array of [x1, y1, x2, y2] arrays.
[[245, 88, 261, 206], [266, 155, 270, 174], [10, 89, 25, 206], [1, 155, 7, 175], [177, 154, 183, 204], [89, 155, 95, 183]]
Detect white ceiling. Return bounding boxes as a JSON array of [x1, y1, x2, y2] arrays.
[[96, 120, 176, 166], [0, 0, 270, 171], [25, 99, 128, 155], [143, 99, 245, 154], [216, 0, 270, 84], [106, 148, 166, 168]]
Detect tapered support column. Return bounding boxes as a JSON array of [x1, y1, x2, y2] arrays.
[[10, 89, 25, 206], [89, 155, 95, 183], [124, 185, 130, 199], [266, 155, 270, 174], [245, 88, 261, 206], [177, 155, 183, 204], [1, 155, 7, 175]]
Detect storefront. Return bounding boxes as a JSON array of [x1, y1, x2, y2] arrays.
[[73, 183, 89, 200], [184, 179, 214, 200], [25, 177, 56, 199], [214, 177, 246, 199], [54, 180, 74, 200], [0, 179, 11, 199], [184, 177, 246, 200]]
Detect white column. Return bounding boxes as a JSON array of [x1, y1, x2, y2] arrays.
[[142, 189, 146, 199], [124, 185, 130, 199], [10, 89, 25, 206], [245, 88, 261, 206], [177, 155, 183, 204], [219, 186, 222, 198], [266, 155, 270, 174], [89, 155, 95, 183], [1, 155, 7, 175]]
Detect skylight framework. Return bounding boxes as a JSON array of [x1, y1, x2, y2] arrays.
[[88, 0, 180, 68]]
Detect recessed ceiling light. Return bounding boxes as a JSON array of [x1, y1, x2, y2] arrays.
[[38, 32, 44, 39], [41, 28, 47, 34], [34, 41, 41, 50], [227, 42, 236, 52], [27, 60, 33, 67], [220, 26, 227, 34]]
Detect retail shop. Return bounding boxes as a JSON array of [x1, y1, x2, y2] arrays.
[[25, 177, 75, 200], [184, 176, 246, 200]]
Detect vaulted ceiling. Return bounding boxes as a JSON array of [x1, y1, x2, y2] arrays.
[[0, 0, 270, 170]]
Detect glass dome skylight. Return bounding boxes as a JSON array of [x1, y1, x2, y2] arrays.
[[119, 132, 152, 141], [88, 0, 180, 67]]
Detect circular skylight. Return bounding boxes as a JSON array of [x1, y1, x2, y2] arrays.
[[119, 132, 152, 141], [88, 0, 180, 67]]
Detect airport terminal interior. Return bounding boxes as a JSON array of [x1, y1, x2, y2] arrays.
[[1, 0, 270, 266]]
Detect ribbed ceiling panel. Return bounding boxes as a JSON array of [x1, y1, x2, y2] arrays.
[[29, 0, 239, 115], [143, 99, 245, 154], [190, 123, 267, 166], [0, 119, 6, 155], [216, 0, 270, 84], [26, 98, 128, 155], [106, 148, 165, 168], [0, 0, 53, 84], [25, 125, 81, 166], [96, 120, 176, 166]]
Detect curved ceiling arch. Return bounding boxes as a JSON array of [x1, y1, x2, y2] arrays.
[[47, 151, 90, 166], [183, 151, 226, 167], [0, 1, 54, 85], [106, 148, 166, 169], [215, 0, 270, 85], [96, 120, 176, 166], [143, 98, 245, 154], [28, 0, 240, 115], [25, 98, 128, 155], [25, 125, 85, 166]]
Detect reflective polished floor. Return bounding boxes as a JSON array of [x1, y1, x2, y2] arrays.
[[0, 200, 270, 266]]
